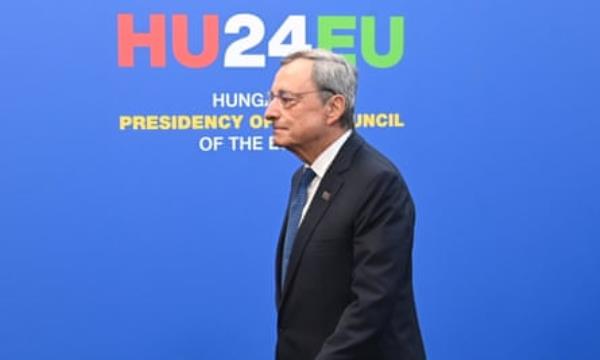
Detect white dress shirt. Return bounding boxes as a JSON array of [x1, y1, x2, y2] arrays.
[[300, 130, 353, 223]]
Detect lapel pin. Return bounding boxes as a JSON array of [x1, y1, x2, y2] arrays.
[[321, 191, 331, 202]]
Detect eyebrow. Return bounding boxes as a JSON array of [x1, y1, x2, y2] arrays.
[[271, 89, 292, 94]]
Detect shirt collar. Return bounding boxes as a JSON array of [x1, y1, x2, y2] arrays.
[[305, 129, 353, 179]]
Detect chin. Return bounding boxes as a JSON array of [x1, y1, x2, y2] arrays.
[[272, 133, 291, 148]]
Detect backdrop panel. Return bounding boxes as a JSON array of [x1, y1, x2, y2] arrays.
[[1, 1, 599, 359]]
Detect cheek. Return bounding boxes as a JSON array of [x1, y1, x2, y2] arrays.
[[280, 112, 301, 132], [283, 108, 325, 138], [297, 114, 325, 134]]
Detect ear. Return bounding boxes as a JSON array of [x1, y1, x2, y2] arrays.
[[325, 95, 346, 126]]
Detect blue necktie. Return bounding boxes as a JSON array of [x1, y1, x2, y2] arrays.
[[281, 167, 316, 289]]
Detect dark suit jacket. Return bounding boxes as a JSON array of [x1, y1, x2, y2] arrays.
[[275, 133, 425, 360]]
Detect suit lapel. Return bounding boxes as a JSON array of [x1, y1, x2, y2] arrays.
[[278, 133, 364, 310]]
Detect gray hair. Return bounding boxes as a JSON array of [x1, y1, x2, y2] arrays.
[[281, 49, 357, 129]]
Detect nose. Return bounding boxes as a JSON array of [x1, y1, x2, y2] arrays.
[[265, 96, 281, 122]]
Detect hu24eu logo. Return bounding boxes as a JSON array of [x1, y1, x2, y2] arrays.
[[117, 14, 405, 69]]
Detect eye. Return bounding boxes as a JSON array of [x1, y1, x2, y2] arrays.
[[279, 94, 295, 105], [268, 91, 298, 107]]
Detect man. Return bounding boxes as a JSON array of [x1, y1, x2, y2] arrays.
[[266, 49, 425, 360]]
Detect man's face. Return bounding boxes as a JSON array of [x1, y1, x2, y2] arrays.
[[265, 59, 330, 154]]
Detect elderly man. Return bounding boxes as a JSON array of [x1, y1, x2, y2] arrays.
[[266, 49, 425, 360]]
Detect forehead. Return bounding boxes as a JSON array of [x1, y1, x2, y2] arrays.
[[272, 58, 315, 91]]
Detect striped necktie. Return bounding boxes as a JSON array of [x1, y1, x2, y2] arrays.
[[281, 167, 316, 289]]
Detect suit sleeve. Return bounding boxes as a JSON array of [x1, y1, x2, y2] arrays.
[[315, 170, 415, 360]]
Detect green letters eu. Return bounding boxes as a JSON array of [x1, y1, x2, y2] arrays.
[[361, 16, 404, 68]]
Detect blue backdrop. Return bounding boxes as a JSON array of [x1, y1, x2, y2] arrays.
[[1, 1, 599, 359]]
